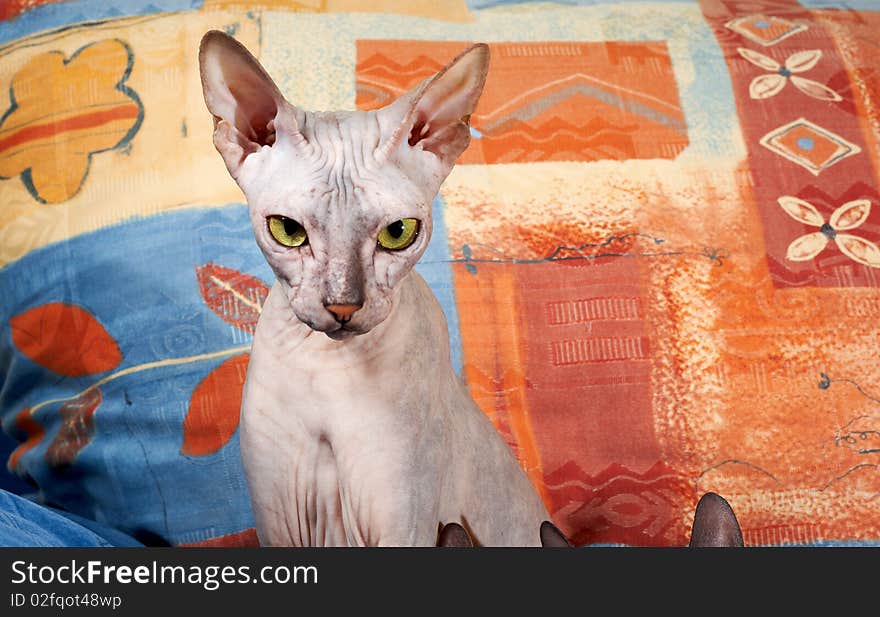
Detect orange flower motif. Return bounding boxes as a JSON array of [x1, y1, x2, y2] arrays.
[[779, 196, 880, 268], [0, 39, 142, 204], [738, 48, 841, 102]]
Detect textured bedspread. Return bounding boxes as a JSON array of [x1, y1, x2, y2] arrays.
[[0, 0, 878, 546]]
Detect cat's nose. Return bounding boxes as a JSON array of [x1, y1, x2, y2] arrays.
[[325, 303, 362, 323]]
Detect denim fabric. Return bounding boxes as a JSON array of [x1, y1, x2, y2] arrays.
[[0, 489, 142, 547]]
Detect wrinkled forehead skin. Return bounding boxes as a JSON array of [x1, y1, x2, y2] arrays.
[[238, 106, 439, 288]]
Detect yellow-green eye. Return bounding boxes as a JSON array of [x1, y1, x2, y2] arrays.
[[378, 218, 419, 251], [267, 215, 308, 247]]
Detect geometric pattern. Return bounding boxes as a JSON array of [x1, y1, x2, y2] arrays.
[[737, 48, 841, 102], [356, 40, 688, 164], [759, 118, 861, 176], [705, 0, 875, 289], [779, 196, 880, 268], [726, 14, 808, 46]]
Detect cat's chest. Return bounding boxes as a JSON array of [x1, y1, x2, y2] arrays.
[[241, 315, 435, 477], [247, 352, 421, 444], [241, 382, 424, 546]]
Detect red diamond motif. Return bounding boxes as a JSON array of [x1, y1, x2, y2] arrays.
[[759, 118, 861, 176], [726, 14, 807, 47]]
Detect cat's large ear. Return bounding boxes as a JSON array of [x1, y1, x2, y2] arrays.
[[437, 522, 474, 547], [688, 492, 744, 547], [380, 44, 489, 173], [540, 521, 574, 548], [198, 30, 305, 179]]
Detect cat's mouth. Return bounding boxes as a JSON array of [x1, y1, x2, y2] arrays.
[[320, 320, 374, 340], [324, 326, 359, 341], [299, 314, 368, 340]]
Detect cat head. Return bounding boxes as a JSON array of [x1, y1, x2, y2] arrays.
[[198, 31, 489, 339]]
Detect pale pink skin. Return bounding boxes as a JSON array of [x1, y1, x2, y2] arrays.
[[199, 31, 550, 546]]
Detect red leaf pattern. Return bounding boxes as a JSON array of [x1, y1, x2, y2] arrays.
[[10, 303, 122, 377], [181, 353, 250, 456], [45, 388, 102, 469], [7, 408, 43, 471], [196, 264, 270, 334]]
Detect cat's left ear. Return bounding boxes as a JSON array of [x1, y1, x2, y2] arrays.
[[437, 522, 474, 547], [380, 44, 489, 172], [689, 492, 744, 547], [198, 30, 305, 180], [540, 521, 574, 548]]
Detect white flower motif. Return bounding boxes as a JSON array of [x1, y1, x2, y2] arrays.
[[738, 48, 842, 101], [779, 196, 880, 268]]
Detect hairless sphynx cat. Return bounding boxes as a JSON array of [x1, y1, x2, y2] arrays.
[[199, 31, 550, 546]]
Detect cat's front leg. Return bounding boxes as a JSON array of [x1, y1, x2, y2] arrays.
[[369, 513, 442, 547], [335, 450, 445, 547], [336, 490, 439, 547]]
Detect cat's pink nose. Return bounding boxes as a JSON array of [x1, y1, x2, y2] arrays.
[[325, 303, 362, 323]]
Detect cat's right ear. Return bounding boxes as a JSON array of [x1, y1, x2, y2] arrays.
[[378, 44, 489, 175], [540, 521, 574, 548], [198, 30, 305, 179], [688, 492, 744, 547], [437, 523, 474, 547]]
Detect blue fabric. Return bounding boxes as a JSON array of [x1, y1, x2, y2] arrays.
[[1, 204, 262, 545], [0, 433, 31, 495], [0, 0, 204, 45], [0, 489, 142, 547]]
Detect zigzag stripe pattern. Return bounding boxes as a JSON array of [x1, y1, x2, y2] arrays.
[[355, 41, 690, 164]]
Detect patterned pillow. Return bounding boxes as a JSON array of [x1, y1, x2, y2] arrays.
[[2, 0, 880, 547]]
